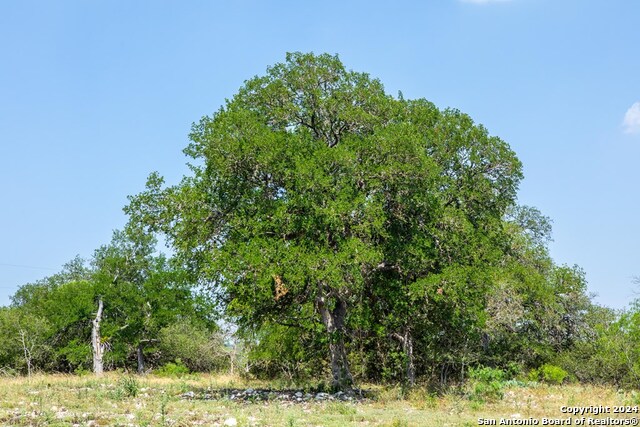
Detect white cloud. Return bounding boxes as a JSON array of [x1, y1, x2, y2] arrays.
[[623, 102, 640, 134], [460, 0, 511, 4]]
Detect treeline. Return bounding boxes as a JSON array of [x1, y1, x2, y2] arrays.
[[0, 228, 229, 376], [1, 53, 639, 390], [1, 236, 638, 388]]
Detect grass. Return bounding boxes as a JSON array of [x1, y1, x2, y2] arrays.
[[0, 373, 637, 426]]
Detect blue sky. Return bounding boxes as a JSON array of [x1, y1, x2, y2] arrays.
[[1, 0, 638, 309]]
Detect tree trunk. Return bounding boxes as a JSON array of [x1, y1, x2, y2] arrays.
[[317, 288, 353, 391], [92, 298, 105, 375], [136, 344, 145, 374], [403, 330, 416, 387], [18, 328, 32, 378], [393, 329, 416, 387]]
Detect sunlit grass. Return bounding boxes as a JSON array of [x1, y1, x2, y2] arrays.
[[0, 373, 637, 426]]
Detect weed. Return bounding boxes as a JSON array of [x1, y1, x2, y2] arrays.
[[408, 387, 438, 410], [160, 394, 169, 426], [376, 385, 407, 403], [176, 379, 191, 394], [118, 375, 140, 398], [469, 400, 484, 410]]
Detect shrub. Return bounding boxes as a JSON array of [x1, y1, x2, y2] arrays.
[[118, 376, 140, 397], [158, 320, 227, 372], [155, 359, 190, 377], [527, 368, 540, 382], [467, 366, 506, 402], [539, 364, 568, 384], [245, 323, 324, 381], [527, 364, 568, 384]]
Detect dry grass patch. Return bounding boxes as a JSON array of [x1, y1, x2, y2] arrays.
[[0, 374, 637, 426]]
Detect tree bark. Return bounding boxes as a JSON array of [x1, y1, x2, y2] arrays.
[[393, 329, 416, 386], [18, 328, 32, 378], [92, 298, 105, 375], [403, 330, 416, 387], [316, 287, 353, 391], [137, 344, 145, 374]]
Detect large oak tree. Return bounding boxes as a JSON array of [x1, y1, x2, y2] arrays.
[[126, 52, 523, 389]]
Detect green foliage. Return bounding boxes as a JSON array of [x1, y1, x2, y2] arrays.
[[467, 366, 506, 402], [539, 364, 568, 384], [117, 375, 140, 398], [157, 320, 226, 372], [555, 302, 640, 388], [245, 322, 324, 381], [527, 364, 568, 384], [0, 306, 52, 374], [480, 257, 593, 376], [155, 359, 190, 377], [90, 226, 217, 371], [469, 366, 506, 383], [126, 52, 526, 388], [1, 226, 219, 375]]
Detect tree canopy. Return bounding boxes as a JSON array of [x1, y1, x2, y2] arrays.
[[0, 228, 221, 375], [126, 52, 527, 389]]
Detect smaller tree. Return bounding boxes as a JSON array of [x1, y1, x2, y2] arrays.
[[91, 226, 217, 373], [0, 307, 51, 376]]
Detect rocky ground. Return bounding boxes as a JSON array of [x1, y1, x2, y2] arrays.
[[180, 387, 369, 403]]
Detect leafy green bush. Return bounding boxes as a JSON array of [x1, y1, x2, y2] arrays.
[[467, 366, 506, 402], [527, 368, 540, 382], [539, 364, 568, 384], [155, 359, 190, 377], [245, 323, 324, 381], [73, 366, 91, 376], [527, 364, 568, 384], [554, 305, 640, 388], [469, 366, 506, 383], [158, 321, 227, 372]]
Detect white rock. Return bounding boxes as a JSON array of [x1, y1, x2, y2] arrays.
[[224, 417, 238, 426]]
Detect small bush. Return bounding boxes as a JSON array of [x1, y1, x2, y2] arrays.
[[527, 369, 540, 382], [408, 388, 438, 409], [467, 366, 506, 402], [539, 364, 568, 384], [527, 364, 568, 384], [0, 367, 19, 377], [118, 375, 139, 397], [158, 321, 227, 372], [155, 359, 190, 377], [505, 362, 523, 379], [74, 366, 91, 376], [469, 366, 506, 383]]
